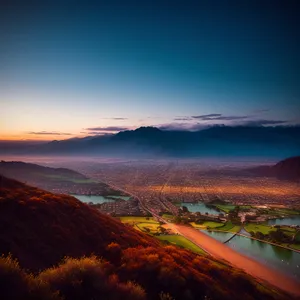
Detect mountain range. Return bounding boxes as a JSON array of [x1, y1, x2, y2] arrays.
[[1, 126, 299, 158]]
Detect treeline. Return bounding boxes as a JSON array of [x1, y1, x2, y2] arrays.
[[249, 227, 295, 244]]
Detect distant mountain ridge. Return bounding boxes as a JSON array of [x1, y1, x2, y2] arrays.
[[1, 126, 299, 158], [0, 161, 121, 195]]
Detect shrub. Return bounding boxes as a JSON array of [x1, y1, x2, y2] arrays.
[[0, 255, 60, 300], [39, 256, 146, 300]]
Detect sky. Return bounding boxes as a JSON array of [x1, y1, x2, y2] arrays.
[[1, 0, 300, 140]]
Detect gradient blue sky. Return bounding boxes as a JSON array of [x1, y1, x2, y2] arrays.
[[1, 0, 299, 140]]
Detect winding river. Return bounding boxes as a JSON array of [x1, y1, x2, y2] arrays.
[[202, 229, 300, 281]]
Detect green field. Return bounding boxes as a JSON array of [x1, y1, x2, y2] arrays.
[[157, 235, 205, 254], [215, 204, 236, 213], [190, 221, 224, 229], [119, 217, 206, 254], [162, 214, 175, 222], [203, 221, 225, 229], [119, 216, 156, 223], [190, 221, 240, 233], [189, 222, 204, 229], [244, 223, 275, 235], [218, 221, 241, 232], [136, 222, 162, 234], [119, 216, 161, 234]]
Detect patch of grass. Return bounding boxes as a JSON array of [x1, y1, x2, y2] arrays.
[[119, 217, 161, 234], [244, 223, 275, 235], [119, 216, 157, 224], [189, 222, 205, 229], [290, 244, 300, 250], [136, 223, 161, 234], [203, 221, 224, 229], [280, 226, 297, 236], [190, 221, 240, 233], [217, 221, 241, 233], [189, 221, 224, 230], [157, 235, 205, 255], [162, 214, 174, 221], [215, 204, 236, 213]]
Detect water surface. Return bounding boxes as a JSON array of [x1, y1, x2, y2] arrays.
[[181, 202, 220, 215], [202, 230, 234, 243], [203, 230, 300, 280], [267, 217, 300, 226], [72, 194, 116, 204]]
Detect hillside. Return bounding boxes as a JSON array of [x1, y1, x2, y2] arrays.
[[247, 156, 300, 181], [0, 161, 122, 195], [1, 126, 299, 158], [273, 156, 300, 180], [0, 176, 287, 300]]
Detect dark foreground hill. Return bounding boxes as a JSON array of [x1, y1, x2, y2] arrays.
[[247, 156, 300, 181], [0, 176, 288, 300]]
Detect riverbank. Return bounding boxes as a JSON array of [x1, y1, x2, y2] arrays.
[[207, 228, 300, 254], [165, 223, 300, 297]]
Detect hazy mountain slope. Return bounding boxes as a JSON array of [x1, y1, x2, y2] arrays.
[[247, 156, 300, 181], [0, 161, 121, 195], [273, 156, 300, 180], [0, 176, 286, 300]]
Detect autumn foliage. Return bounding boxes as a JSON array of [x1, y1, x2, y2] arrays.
[[0, 176, 288, 300]]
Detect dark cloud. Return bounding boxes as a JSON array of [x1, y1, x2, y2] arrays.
[[192, 114, 249, 121], [86, 132, 113, 135], [240, 119, 288, 126], [207, 115, 249, 121], [85, 126, 129, 132], [192, 114, 222, 119], [28, 131, 72, 135], [173, 117, 192, 121]]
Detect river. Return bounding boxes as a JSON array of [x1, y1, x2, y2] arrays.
[[267, 216, 300, 226], [202, 229, 300, 281], [72, 194, 130, 204], [180, 202, 220, 215]]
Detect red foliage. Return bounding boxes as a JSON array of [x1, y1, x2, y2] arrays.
[[0, 176, 158, 272], [0, 176, 287, 300]]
